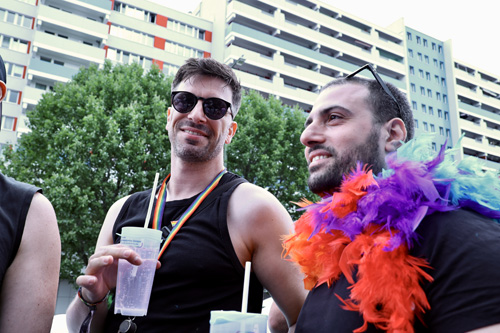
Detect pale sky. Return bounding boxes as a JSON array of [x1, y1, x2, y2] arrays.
[[159, 0, 500, 77]]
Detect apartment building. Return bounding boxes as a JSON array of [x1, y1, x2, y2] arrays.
[[0, 0, 213, 150], [1, 0, 500, 173]]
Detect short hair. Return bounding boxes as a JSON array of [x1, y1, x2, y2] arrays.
[[321, 76, 414, 141], [172, 58, 242, 118]]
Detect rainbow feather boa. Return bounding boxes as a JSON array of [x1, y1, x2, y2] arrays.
[[284, 135, 500, 332]]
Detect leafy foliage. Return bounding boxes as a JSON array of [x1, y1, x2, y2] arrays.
[[228, 90, 314, 217], [1, 61, 171, 280], [1, 63, 314, 281]]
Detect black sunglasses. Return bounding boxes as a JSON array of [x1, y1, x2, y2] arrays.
[[171, 91, 233, 120], [346, 64, 402, 119]]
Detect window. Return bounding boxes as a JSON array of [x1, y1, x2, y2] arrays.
[[106, 47, 153, 70], [440, 61, 444, 70], [438, 109, 443, 118], [1, 116, 16, 131], [0, 35, 29, 53], [409, 66, 414, 75], [430, 124, 435, 132], [423, 122, 428, 131], [5, 61, 24, 78], [407, 32, 412, 40], [421, 104, 427, 113], [432, 142, 436, 151], [439, 127, 444, 135], [0, 9, 32, 28], [427, 89, 432, 98], [408, 49, 413, 57], [441, 78, 446, 87], [419, 69, 424, 78], [418, 52, 422, 61], [412, 101, 418, 110], [436, 92, 441, 101], [425, 55, 429, 64], [433, 59, 438, 67], [438, 45, 443, 53], [411, 83, 416, 92], [432, 42, 436, 50], [445, 111, 449, 120], [426, 72, 431, 81], [446, 129, 450, 137], [423, 39, 428, 47], [429, 106, 434, 115], [420, 87, 425, 95], [414, 119, 418, 128], [443, 94, 448, 103], [434, 75, 439, 84], [416, 36, 421, 44], [35, 83, 47, 90], [5, 89, 20, 104], [109, 25, 154, 47]]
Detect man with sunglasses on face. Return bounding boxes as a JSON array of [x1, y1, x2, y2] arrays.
[[284, 64, 500, 332], [66, 58, 306, 332], [0, 55, 60, 331]]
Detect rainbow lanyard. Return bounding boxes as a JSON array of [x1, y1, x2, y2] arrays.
[[151, 168, 227, 259]]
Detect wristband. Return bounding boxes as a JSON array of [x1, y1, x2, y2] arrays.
[[77, 286, 110, 307], [77, 287, 110, 333]]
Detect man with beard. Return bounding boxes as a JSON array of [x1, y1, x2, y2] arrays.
[[0, 55, 60, 331], [66, 58, 306, 332], [285, 64, 500, 332]]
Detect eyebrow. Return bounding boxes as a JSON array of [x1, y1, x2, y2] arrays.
[[304, 105, 352, 128]]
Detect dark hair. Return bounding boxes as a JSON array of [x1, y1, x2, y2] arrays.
[[172, 58, 242, 118], [322, 76, 414, 141]]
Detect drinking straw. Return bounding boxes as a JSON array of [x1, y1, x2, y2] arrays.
[[144, 173, 159, 228], [241, 261, 251, 313]]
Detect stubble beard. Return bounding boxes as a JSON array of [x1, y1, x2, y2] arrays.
[[307, 127, 386, 195], [170, 120, 225, 163]]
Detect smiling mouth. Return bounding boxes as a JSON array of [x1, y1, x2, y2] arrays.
[[183, 129, 205, 136], [311, 155, 330, 163]]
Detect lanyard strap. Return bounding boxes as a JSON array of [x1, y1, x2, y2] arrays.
[[151, 169, 227, 259]]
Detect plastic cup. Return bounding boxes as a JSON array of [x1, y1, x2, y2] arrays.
[[209, 310, 268, 333], [114, 227, 162, 317]]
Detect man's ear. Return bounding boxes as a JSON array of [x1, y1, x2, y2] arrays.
[[0, 81, 6, 103], [225, 122, 238, 144], [383, 118, 406, 153]]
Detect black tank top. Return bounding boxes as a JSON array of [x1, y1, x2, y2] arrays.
[[0, 172, 41, 288], [104, 172, 264, 332]]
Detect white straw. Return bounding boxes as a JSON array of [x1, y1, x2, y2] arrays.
[[241, 261, 251, 313], [144, 173, 159, 228]]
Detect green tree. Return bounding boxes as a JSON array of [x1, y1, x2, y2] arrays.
[[1, 61, 172, 280], [227, 90, 313, 218]]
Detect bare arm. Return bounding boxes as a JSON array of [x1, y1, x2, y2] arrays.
[[66, 195, 146, 333], [0, 193, 60, 332], [228, 184, 306, 333]]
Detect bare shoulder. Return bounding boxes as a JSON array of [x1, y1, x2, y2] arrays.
[[96, 195, 131, 247], [229, 182, 291, 220], [24, 192, 58, 241], [227, 182, 293, 242]]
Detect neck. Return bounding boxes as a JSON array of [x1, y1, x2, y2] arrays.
[[167, 157, 225, 201]]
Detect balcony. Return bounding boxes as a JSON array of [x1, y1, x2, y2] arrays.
[[32, 30, 105, 65], [28, 58, 78, 83], [38, 4, 109, 40]]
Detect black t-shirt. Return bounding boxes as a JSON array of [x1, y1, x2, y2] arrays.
[[104, 172, 264, 332], [0, 172, 40, 288], [296, 209, 500, 332]]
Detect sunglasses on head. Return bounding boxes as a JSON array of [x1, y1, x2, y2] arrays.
[[171, 91, 233, 120], [346, 63, 403, 119]]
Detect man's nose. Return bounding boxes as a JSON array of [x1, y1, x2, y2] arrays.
[[300, 123, 324, 147], [187, 100, 207, 123]]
